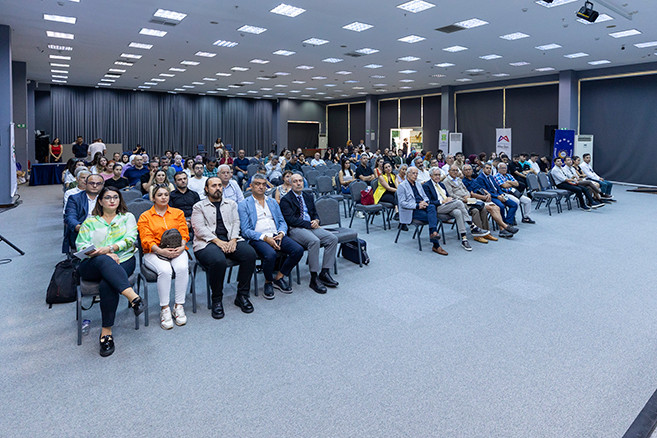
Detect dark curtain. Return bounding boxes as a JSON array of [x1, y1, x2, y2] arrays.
[[400, 98, 421, 127], [288, 122, 319, 150], [50, 85, 273, 156], [456, 90, 503, 156], [378, 99, 398, 152], [327, 105, 348, 149], [506, 85, 558, 159], [349, 103, 366, 146], [580, 75, 657, 186], [423, 95, 442, 154]]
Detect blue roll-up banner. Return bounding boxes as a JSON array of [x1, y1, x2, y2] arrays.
[[553, 129, 575, 160]]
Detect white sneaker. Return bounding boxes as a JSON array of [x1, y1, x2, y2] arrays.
[[160, 307, 174, 330], [172, 304, 187, 326]]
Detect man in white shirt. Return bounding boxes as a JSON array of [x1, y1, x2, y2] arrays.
[[187, 162, 208, 200], [580, 153, 613, 197], [218, 164, 244, 203], [529, 153, 541, 174], [441, 155, 456, 176], [413, 156, 430, 184], [563, 157, 605, 206], [88, 138, 106, 160], [550, 158, 598, 211], [265, 156, 283, 185], [310, 153, 326, 168], [63, 169, 89, 213]]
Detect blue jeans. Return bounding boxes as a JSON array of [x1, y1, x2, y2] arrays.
[[491, 196, 518, 225], [249, 236, 304, 281], [590, 179, 612, 195], [412, 203, 440, 244], [235, 171, 245, 188]]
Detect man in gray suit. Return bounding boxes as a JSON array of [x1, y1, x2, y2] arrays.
[[397, 166, 448, 255]]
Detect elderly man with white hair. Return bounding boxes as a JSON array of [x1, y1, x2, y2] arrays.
[[218, 164, 244, 203], [494, 162, 535, 224], [412, 156, 431, 184]]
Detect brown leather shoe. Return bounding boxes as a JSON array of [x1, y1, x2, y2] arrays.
[[432, 246, 448, 256], [430, 231, 440, 240], [483, 234, 498, 241], [473, 236, 488, 244]]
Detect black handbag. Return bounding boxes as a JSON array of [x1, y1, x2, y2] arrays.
[[46, 258, 79, 307], [157, 228, 183, 260]]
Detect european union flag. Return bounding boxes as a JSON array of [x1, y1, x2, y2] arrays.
[[553, 129, 575, 160]]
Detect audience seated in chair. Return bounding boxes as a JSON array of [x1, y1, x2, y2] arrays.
[[280, 173, 339, 294], [192, 177, 257, 320], [104, 163, 129, 190], [63, 169, 90, 213], [238, 174, 304, 299], [137, 185, 190, 330], [169, 171, 200, 232], [412, 157, 431, 184], [550, 158, 600, 211], [218, 164, 244, 204], [580, 153, 614, 198], [397, 166, 447, 256], [187, 162, 208, 200], [494, 163, 535, 224], [274, 170, 294, 203], [233, 149, 250, 188], [266, 156, 284, 186], [355, 155, 376, 183], [64, 174, 105, 253], [203, 158, 219, 178], [475, 163, 521, 227], [374, 163, 398, 206], [124, 155, 149, 188], [75, 187, 144, 357], [564, 157, 605, 206]]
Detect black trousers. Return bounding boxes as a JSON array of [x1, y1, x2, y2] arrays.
[[379, 192, 397, 205], [557, 182, 594, 207], [78, 255, 135, 327], [194, 241, 256, 302]]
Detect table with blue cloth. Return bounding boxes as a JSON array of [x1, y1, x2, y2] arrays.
[[29, 163, 67, 186]]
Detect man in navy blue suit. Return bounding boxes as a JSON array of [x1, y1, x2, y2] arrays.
[[476, 162, 519, 227], [63, 174, 104, 253], [238, 174, 304, 299]]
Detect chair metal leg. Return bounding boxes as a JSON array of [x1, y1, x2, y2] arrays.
[[190, 269, 197, 313], [296, 264, 300, 285], [357, 239, 363, 267], [349, 210, 355, 228], [76, 286, 82, 346], [253, 267, 259, 297], [395, 223, 403, 243], [416, 225, 424, 251], [365, 213, 370, 234]]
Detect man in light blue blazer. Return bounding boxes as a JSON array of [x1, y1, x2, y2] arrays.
[[397, 167, 448, 255], [238, 174, 304, 299]]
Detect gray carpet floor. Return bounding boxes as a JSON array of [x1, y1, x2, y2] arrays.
[[1, 184, 656, 437]]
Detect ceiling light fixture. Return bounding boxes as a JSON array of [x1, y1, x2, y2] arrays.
[[398, 56, 420, 61], [121, 53, 142, 59], [213, 40, 238, 48], [453, 18, 489, 29], [588, 59, 611, 65], [160, 73, 175, 77], [535, 43, 562, 50], [129, 42, 153, 49], [577, 13, 613, 24], [500, 32, 530, 40], [250, 59, 270, 64], [397, 0, 436, 13], [303, 38, 329, 46], [46, 31, 74, 39], [216, 72, 231, 76], [139, 28, 167, 37], [50, 55, 71, 60], [564, 52, 589, 58], [109, 68, 126, 73], [536, 0, 577, 7], [273, 50, 295, 56], [231, 66, 249, 71], [296, 65, 314, 70], [169, 67, 186, 72], [398, 35, 425, 43], [322, 58, 343, 63], [153, 9, 187, 21], [355, 48, 379, 55], [43, 14, 77, 24], [435, 62, 455, 67], [196, 51, 216, 57], [51, 63, 70, 68], [635, 41, 657, 48], [509, 61, 530, 66], [364, 64, 383, 68], [480, 54, 502, 60], [48, 44, 73, 51], [270, 4, 306, 17], [399, 69, 417, 74], [238, 25, 267, 34], [343, 22, 373, 32], [443, 45, 468, 52], [609, 29, 642, 38], [115, 61, 133, 66], [181, 60, 200, 65]]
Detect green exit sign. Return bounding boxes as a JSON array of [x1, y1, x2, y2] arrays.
[[16, 123, 26, 128]]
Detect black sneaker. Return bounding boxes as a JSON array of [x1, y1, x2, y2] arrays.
[[263, 283, 275, 300], [272, 277, 292, 294], [461, 239, 472, 251], [506, 225, 519, 234], [499, 229, 514, 239], [521, 217, 536, 224], [470, 225, 488, 237]]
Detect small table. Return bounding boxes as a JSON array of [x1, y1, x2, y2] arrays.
[[30, 163, 67, 186]]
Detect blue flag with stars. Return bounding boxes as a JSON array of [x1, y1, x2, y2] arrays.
[[553, 129, 575, 160]]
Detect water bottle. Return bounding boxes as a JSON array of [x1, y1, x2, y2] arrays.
[[81, 319, 91, 335]]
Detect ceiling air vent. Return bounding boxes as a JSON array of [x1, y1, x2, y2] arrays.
[[435, 25, 465, 34], [344, 52, 363, 58], [149, 18, 179, 27]]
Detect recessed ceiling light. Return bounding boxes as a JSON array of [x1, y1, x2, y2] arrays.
[[273, 49, 296, 56], [192, 82, 205, 85], [169, 67, 186, 72], [398, 35, 426, 43], [215, 72, 231, 76], [108, 68, 125, 73], [431, 74, 445, 78], [305, 87, 317, 90], [370, 75, 385, 79], [455, 78, 472, 82], [43, 14, 77, 24], [174, 88, 186, 91], [588, 59, 611, 65], [203, 77, 217, 81], [400, 86, 412, 89], [46, 31, 74, 40], [311, 76, 327, 80], [373, 83, 387, 87], [635, 41, 657, 48], [51, 63, 70, 68], [139, 28, 167, 37], [509, 61, 530, 66], [534, 67, 555, 72], [609, 29, 641, 38], [399, 79, 415, 83], [322, 58, 343, 63], [398, 56, 420, 62], [303, 38, 329, 46], [290, 90, 301, 93], [364, 64, 383, 69], [250, 59, 270, 64], [535, 43, 562, 50], [500, 32, 530, 40], [216, 88, 229, 91], [397, 0, 435, 13], [238, 25, 267, 34], [443, 45, 468, 52], [182, 85, 195, 88], [51, 69, 69, 74], [275, 92, 285, 96], [241, 81, 255, 85], [275, 84, 287, 87], [335, 71, 352, 75], [344, 80, 359, 83], [121, 53, 142, 59], [97, 83, 111, 86], [275, 72, 290, 76], [435, 62, 455, 67], [50, 55, 71, 60], [144, 82, 158, 86], [207, 90, 218, 94], [231, 66, 249, 71], [213, 40, 238, 48], [577, 13, 613, 25], [159, 73, 175, 77], [270, 4, 306, 17], [316, 92, 326, 95], [181, 60, 200, 65], [292, 80, 306, 84], [261, 87, 273, 91], [453, 18, 489, 29], [257, 77, 271, 81], [492, 73, 510, 77], [343, 22, 373, 32], [247, 90, 258, 94], [355, 48, 379, 55], [52, 79, 67, 83], [138, 86, 151, 89], [535, 0, 577, 8], [151, 78, 165, 82], [325, 84, 336, 87], [104, 73, 120, 78], [129, 42, 153, 49], [196, 51, 217, 57], [399, 69, 417, 74], [480, 54, 502, 60], [296, 65, 314, 70], [51, 75, 68, 79], [564, 52, 589, 58], [466, 68, 484, 73], [48, 44, 73, 51], [115, 61, 133, 66], [153, 9, 187, 21]]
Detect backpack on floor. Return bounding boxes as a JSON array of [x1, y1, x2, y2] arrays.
[[340, 239, 370, 265], [46, 258, 79, 307]]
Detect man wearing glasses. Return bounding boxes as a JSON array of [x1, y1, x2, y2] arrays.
[[63, 174, 104, 253]]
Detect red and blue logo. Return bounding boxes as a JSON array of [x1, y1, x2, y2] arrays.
[[498, 136, 510, 142]]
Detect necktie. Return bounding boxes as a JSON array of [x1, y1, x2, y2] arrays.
[[297, 195, 305, 218]]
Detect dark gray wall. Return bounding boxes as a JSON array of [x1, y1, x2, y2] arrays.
[[506, 85, 558, 158], [11, 61, 27, 168], [349, 103, 366, 146], [378, 100, 398, 152], [284, 99, 325, 132], [400, 98, 421, 128], [456, 90, 504, 156], [35, 90, 51, 135], [327, 105, 348, 149], [423, 95, 442, 154]]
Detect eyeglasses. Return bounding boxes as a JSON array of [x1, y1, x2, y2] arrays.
[[102, 196, 120, 201]]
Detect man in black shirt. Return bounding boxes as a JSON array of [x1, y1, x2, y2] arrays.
[[104, 163, 130, 190], [72, 136, 88, 159], [355, 155, 375, 182], [169, 172, 200, 232], [139, 160, 159, 194]]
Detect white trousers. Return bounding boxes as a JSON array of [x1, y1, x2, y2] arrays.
[[144, 252, 189, 307], [506, 194, 532, 219]]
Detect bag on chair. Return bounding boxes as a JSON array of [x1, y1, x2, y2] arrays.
[[46, 258, 79, 307], [360, 187, 375, 205], [341, 239, 370, 265]]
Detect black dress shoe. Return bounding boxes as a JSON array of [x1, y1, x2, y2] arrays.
[[400, 224, 409, 231], [309, 278, 327, 294], [318, 270, 339, 288], [99, 335, 115, 357], [211, 301, 225, 319], [130, 296, 145, 317], [521, 217, 536, 224], [263, 283, 275, 300], [272, 277, 292, 293], [234, 295, 254, 313]]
